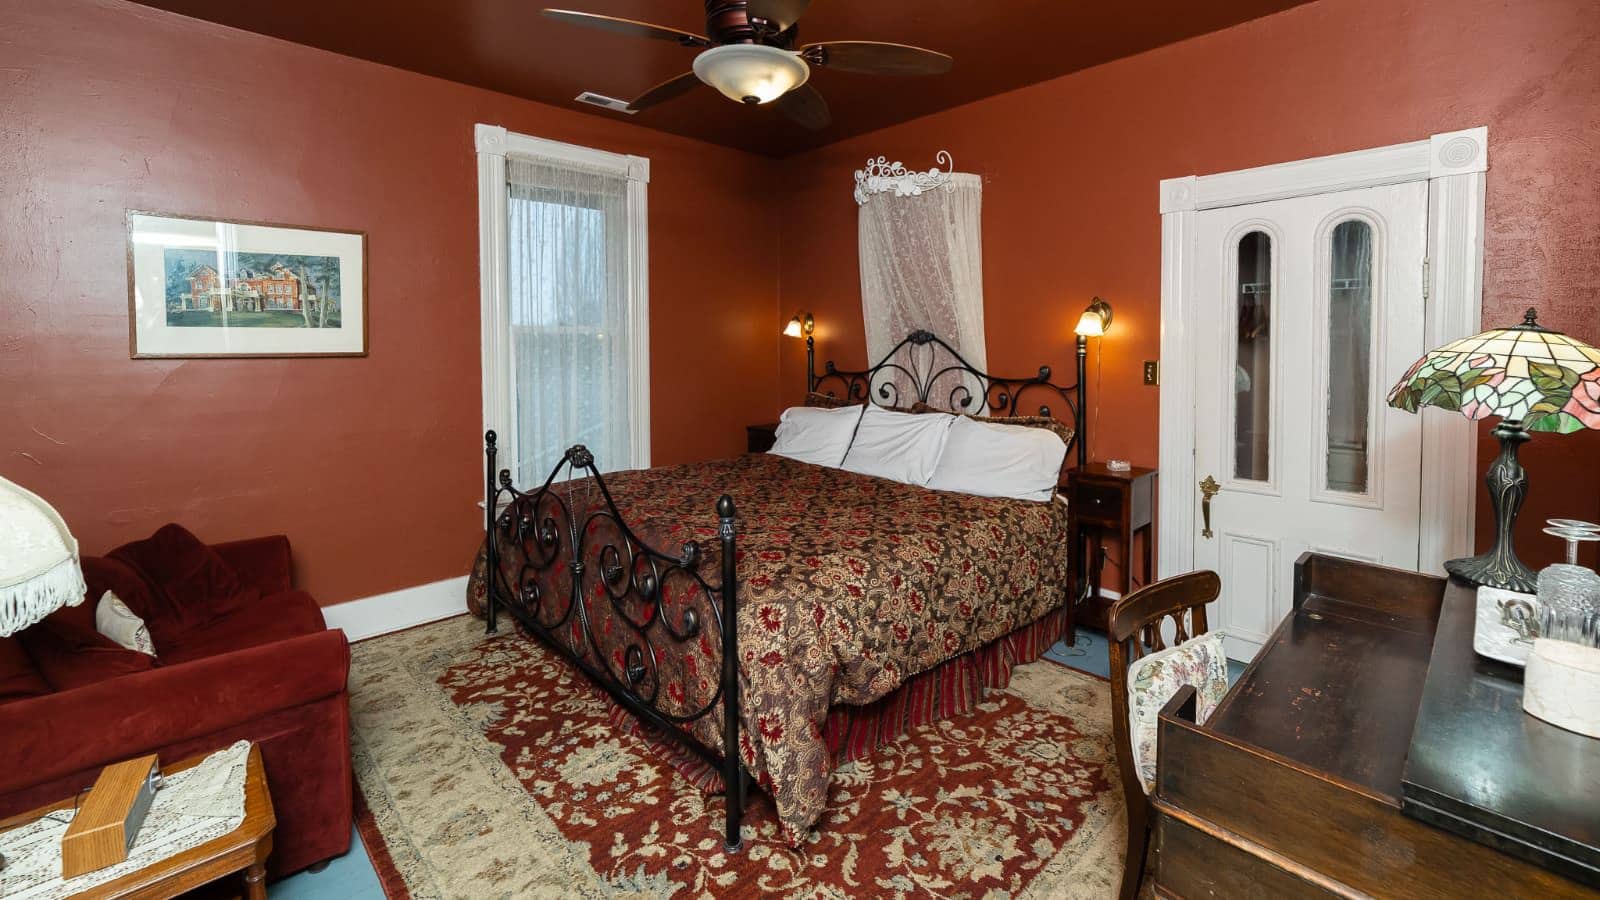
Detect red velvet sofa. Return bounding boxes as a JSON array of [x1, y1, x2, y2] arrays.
[[0, 525, 351, 879]]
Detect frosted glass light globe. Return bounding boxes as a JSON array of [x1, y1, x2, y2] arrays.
[[692, 44, 809, 105]]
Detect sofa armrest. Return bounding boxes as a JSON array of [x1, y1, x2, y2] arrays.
[[211, 535, 293, 594], [0, 628, 348, 797]]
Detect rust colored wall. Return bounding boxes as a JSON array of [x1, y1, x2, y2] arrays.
[[4, 0, 1596, 611], [0, 0, 782, 604], [777, 0, 1600, 579]]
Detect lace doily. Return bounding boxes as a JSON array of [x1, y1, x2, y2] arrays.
[[0, 741, 252, 899]]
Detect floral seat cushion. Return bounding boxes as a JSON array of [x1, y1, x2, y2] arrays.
[[1127, 631, 1229, 793]]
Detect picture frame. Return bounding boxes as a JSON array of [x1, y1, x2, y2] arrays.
[[126, 211, 368, 358]]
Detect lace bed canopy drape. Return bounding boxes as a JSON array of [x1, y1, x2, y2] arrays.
[[855, 153, 987, 405]]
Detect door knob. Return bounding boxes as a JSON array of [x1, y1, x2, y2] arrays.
[[1199, 475, 1221, 539]]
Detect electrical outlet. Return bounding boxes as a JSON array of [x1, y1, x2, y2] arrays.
[[1143, 360, 1160, 385]]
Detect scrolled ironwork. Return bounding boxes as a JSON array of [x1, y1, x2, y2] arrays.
[[482, 433, 750, 852], [809, 331, 1086, 457]]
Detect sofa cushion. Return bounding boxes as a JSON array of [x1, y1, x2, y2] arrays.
[[109, 524, 257, 638], [0, 637, 50, 704], [158, 590, 328, 665], [18, 619, 159, 691]]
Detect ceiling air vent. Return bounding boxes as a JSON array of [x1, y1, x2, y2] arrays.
[[575, 92, 637, 115]]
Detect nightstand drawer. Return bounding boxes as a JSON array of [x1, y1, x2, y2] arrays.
[[1075, 481, 1122, 519]]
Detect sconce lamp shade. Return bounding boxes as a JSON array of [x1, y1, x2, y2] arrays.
[[0, 475, 86, 637], [1074, 297, 1113, 337], [784, 312, 815, 339]]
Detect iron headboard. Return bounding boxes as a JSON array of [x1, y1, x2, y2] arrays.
[[807, 330, 1089, 466]]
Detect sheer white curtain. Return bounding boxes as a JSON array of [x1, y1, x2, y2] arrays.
[[506, 156, 635, 481], [858, 173, 987, 396]]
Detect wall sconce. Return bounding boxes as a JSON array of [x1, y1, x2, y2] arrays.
[[1072, 297, 1112, 467], [783, 312, 815, 340], [784, 312, 817, 391], [1074, 297, 1113, 338]]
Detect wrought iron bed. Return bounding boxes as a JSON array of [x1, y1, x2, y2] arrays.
[[482, 331, 1087, 852]]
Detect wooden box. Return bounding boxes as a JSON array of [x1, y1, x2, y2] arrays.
[[61, 754, 159, 878]]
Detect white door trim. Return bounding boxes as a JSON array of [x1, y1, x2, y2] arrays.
[[474, 123, 652, 486], [1158, 127, 1487, 583]]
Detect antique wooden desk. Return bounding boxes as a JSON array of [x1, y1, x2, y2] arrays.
[[1149, 554, 1599, 897]]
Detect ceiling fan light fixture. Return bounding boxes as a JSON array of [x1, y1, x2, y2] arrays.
[[692, 44, 808, 105]]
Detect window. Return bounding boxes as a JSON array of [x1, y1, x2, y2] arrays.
[[1325, 219, 1374, 494], [1234, 230, 1272, 483], [477, 125, 650, 484]]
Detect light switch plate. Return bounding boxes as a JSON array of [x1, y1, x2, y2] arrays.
[[1143, 361, 1160, 385]]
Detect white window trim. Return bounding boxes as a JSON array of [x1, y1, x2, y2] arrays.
[[1157, 126, 1487, 582], [475, 123, 651, 486]]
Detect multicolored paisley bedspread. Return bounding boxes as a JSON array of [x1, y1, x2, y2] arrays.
[[484, 452, 1071, 844]]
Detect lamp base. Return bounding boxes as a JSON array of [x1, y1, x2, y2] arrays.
[[1448, 419, 1537, 593], [1444, 551, 1537, 594]]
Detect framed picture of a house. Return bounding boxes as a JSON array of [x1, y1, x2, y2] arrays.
[[126, 212, 367, 357]]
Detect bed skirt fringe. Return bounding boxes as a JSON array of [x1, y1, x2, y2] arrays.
[[602, 604, 1072, 795]]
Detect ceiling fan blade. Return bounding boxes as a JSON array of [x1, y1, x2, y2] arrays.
[[775, 83, 830, 131], [627, 71, 703, 112], [542, 9, 710, 47], [747, 0, 811, 32], [803, 41, 953, 76]]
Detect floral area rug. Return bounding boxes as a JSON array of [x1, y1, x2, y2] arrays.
[[349, 615, 1125, 899]]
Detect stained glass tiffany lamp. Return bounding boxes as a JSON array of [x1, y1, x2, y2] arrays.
[[1388, 309, 1600, 591]]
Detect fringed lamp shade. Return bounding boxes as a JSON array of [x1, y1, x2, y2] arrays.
[[1387, 309, 1600, 591], [0, 476, 85, 636]]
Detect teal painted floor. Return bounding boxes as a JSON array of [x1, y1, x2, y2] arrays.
[[271, 628, 1244, 897], [269, 826, 383, 900]]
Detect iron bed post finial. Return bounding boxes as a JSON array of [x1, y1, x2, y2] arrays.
[[717, 493, 745, 853]]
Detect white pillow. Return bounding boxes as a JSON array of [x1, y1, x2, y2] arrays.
[[840, 405, 955, 486], [768, 404, 865, 468], [95, 590, 156, 656], [926, 416, 1068, 502]]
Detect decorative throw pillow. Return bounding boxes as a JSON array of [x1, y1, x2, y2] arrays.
[[95, 590, 156, 656], [1126, 631, 1229, 793], [804, 391, 857, 409], [109, 523, 257, 633]]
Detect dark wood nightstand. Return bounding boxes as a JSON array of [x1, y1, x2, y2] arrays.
[[1066, 461, 1157, 635], [746, 423, 778, 454]]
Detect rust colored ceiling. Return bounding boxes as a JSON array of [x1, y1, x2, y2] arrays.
[[127, 0, 1317, 156]]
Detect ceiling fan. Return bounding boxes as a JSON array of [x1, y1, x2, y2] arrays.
[[543, 1, 953, 130]]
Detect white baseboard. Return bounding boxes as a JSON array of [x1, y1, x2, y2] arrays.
[[322, 575, 470, 642]]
